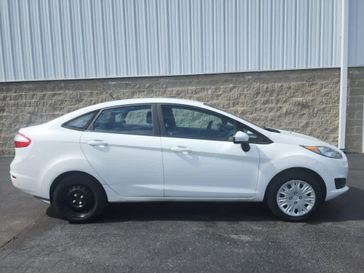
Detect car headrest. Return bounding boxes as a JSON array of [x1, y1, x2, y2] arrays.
[[146, 111, 152, 124]]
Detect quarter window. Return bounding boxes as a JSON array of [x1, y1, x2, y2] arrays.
[[63, 111, 97, 131], [93, 105, 154, 136]]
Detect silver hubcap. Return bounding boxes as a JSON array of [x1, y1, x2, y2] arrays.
[[276, 180, 316, 217]]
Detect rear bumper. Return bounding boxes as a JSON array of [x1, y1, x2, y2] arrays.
[[10, 171, 40, 197]]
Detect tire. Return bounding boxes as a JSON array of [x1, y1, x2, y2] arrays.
[[266, 171, 324, 221], [52, 174, 107, 223]]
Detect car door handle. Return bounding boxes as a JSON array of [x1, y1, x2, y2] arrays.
[[170, 146, 192, 153], [87, 139, 108, 148]]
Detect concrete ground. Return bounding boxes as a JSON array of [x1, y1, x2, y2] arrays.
[[0, 155, 363, 273]]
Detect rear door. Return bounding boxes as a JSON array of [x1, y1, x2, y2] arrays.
[[80, 104, 164, 198]]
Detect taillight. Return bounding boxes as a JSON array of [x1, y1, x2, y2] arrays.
[[14, 132, 31, 148]]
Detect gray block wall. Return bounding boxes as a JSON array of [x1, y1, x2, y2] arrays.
[[0, 68, 360, 156], [346, 68, 364, 152]]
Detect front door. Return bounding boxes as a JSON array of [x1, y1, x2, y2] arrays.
[[159, 104, 260, 198]]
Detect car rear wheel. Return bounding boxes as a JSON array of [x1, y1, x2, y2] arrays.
[[266, 171, 324, 221], [52, 174, 107, 223]]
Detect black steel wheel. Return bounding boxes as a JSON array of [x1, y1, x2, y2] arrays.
[[52, 173, 107, 223]]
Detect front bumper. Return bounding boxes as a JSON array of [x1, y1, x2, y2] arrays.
[[323, 156, 349, 201]]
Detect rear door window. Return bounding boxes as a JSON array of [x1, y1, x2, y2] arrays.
[[92, 105, 154, 136]]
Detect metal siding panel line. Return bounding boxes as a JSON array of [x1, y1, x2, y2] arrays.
[[261, 0, 272, 70], [307, 0, 311, 68], [80, 0, 96, 77], [349, 0, 364, 66], [319, 0, 324, 66], [132, 0, 141, 75], [190, 0, 202, 73], [214, 0, 224, 72], [332, 0, 339, 66], [268, 0, 273, 70], [236, 0, 245, 71], [0, 25, 4, 81], [296, 0, 302, 68], [168, 0, 180, 75], [103, 0, 116, 76], [259, 0, 265, 70], [329, 0, 336, 67], [29, 0, 45, 79], [48, 0, 64, 79], [179, 0, 189, 73], [202, 0, 213, 73], [91, 0, 106, 77], [0, 8, 5, 81], [247, 0, 251, 70], [348, 0, 355, 65], [112, 0, 128, 75], [18, 0, 35, 80], [0, 0, 14, 80], [293, 0, 297, 69], [225, 0, 236, 72], [156, 0, 170, 74], [8, 0, 24, 80], [138, 0, 149, 75], [282, 0, 287, 69], [145, 0, 160, 75], [311, 0, 320, 68], [355, 0, 364, 66], [70, 0, 85, 78], [251, 0, 260, 71], [60, 0, 75, 78], [285, 0, 291, 69], [38, 0, 55, 79], [244, 0, 249, 71], [321, 0, 329, 66]]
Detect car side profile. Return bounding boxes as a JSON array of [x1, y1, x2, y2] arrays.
[[10, 98, 349, 223]]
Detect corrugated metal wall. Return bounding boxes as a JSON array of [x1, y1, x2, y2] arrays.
[[0, 0, 360, 82], [349, 0, 364, 67]]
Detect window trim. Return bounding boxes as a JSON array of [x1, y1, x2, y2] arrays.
[[157, 103, 272, 144], [87, 103, 160, 137]]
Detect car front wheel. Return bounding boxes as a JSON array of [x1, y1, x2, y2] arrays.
[[52, 174, 107, 223], [266, 171, 324, 221]]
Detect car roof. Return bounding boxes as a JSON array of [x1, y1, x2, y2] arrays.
[[87, 98, 205, 109], [49, 98, 206, 126]]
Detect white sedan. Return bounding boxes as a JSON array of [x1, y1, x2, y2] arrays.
[[10, 98, 348, 223]]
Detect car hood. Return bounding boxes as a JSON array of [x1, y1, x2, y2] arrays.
[[267, 129, 336, 148]]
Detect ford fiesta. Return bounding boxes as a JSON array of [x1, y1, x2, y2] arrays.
[[10, 98, 348, 223]]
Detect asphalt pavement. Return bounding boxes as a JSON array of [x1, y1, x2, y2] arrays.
[[0, 155, 363, 273]]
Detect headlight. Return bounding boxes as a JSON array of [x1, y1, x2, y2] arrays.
[[301, 145, 342, 159]]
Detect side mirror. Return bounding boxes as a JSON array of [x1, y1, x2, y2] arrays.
[[233, 131, 249, 144], [233, 131, 250, 152]]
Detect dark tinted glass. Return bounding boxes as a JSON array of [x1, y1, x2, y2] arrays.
[[63, 111, 97, 130], [93, 105, 153, 136]]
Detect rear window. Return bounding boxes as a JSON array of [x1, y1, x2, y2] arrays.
[[62, 111, 98, 131]]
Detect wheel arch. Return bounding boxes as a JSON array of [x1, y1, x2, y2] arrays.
[[49, 171, 108, 203], [263, 167, 327, 203]]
